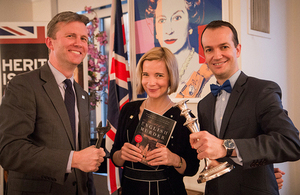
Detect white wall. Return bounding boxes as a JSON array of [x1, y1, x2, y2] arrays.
[[32, 0, 55, 22], [287, 0, 300, 133], [240, 0, 288, 93], [238, 0, 300, 194], [287, 0, 300, 194], [57, 0, 111, 13], [0, 0, 33, 22]]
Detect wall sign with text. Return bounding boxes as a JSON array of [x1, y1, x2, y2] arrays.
[[0, 23, 48, 96]]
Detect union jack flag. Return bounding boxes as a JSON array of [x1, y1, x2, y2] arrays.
[[0, 23, 46, 44], [106, 0, 131, 194]]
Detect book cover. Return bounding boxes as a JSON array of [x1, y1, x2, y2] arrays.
[[132, 109, 177, 169]]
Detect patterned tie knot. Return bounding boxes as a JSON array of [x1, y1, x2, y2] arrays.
[[210, 80, 232, 96], [64, 79, 73, 92]]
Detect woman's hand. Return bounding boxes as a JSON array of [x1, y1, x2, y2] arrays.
[[113, 143, 143, 166], [120, 142, 143, 162], [145, 147, 181, 167]]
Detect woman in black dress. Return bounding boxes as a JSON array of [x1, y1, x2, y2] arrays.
[[111, 47, 199, 195]]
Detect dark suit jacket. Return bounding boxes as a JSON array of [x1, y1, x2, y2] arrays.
[[198, 72, 300, 195], [0, 64, 95, 194]]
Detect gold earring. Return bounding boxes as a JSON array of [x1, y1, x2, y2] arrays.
[[189, 28, 193, 35]]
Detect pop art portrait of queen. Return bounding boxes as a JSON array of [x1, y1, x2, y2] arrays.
[[134, 0, 222, 100]]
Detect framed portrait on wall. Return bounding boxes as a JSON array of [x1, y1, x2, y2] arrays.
[[129, 0, 225, 102]]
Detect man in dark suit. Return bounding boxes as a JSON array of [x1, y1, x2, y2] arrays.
[[190, 20, 300, 194], [0, 11, 105, 194]]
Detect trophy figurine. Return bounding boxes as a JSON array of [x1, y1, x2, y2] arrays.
[[95, 120, 111, 149], [174, 100, 234, 183]]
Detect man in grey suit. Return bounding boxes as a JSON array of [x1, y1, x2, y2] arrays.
[[190, 20, 300, 194], [0, 11, 105, 194]]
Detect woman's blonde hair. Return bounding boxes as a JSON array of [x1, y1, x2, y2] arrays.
[[136, 47, 179, 95]]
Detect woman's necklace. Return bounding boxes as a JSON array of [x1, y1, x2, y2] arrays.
[[179, 47, 195, 80], [144, 98, 172, 115]]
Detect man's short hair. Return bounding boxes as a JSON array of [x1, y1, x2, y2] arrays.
[[47, 11, 90, 39], [201, 20, 239, 48]]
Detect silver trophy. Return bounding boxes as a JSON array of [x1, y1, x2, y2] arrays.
[[174, 100, 234, 183], [95, 120, 111, 149]]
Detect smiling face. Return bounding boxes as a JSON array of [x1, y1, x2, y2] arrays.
[[142, 59, 170, 99], [155, 0, 189, 54], [202, 26, 241, 84], [46, 21, 88, 72]]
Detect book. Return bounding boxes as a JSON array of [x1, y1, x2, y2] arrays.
[[131, 109, 177, 168]]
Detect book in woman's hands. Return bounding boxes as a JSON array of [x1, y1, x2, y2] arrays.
[[131, 109, 176, 168]]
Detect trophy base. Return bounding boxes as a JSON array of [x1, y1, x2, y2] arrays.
[[197, 162, 234, 183]]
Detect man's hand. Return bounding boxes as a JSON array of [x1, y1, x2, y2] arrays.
[[190, 131, 226, 160], [274, 168, 285, 190], [72, 145, 105, 172]]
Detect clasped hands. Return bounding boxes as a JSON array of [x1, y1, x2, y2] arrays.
[[72, 145, 106, 172], [120, 142, 180, 167]]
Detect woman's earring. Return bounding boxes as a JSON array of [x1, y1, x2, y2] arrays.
[[189, 28, 193, 35]]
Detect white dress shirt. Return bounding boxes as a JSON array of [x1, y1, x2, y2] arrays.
[[214, 70, 243, 165]]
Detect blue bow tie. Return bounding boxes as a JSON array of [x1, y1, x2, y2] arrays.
[[210, 80, 232, 96]]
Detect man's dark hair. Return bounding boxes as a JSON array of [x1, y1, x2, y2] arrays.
[[47, 11, 90, 39], [201, 20, 239, 48]]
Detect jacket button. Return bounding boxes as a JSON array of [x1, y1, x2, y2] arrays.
[[72, 181, 77, 186]]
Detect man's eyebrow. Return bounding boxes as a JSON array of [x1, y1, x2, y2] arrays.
[[219, 42, 230, 46], [204, 43, 229, 48], [203, 45, 212, 49]]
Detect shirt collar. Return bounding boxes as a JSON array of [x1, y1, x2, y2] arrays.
[[48, 61, 74, 86], [228, 69, 241, 89]]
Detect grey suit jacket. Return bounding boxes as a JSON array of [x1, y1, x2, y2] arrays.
[[0, 64, 94, 194], [198, 72, 300, 195]]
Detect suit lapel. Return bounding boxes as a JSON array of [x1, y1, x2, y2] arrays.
[[208, 95, 218, 136], [219, 72, 247, 138], [199, 93, 218, 136], [40, 64, 75, 148], [74, 82, 89, 150]]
